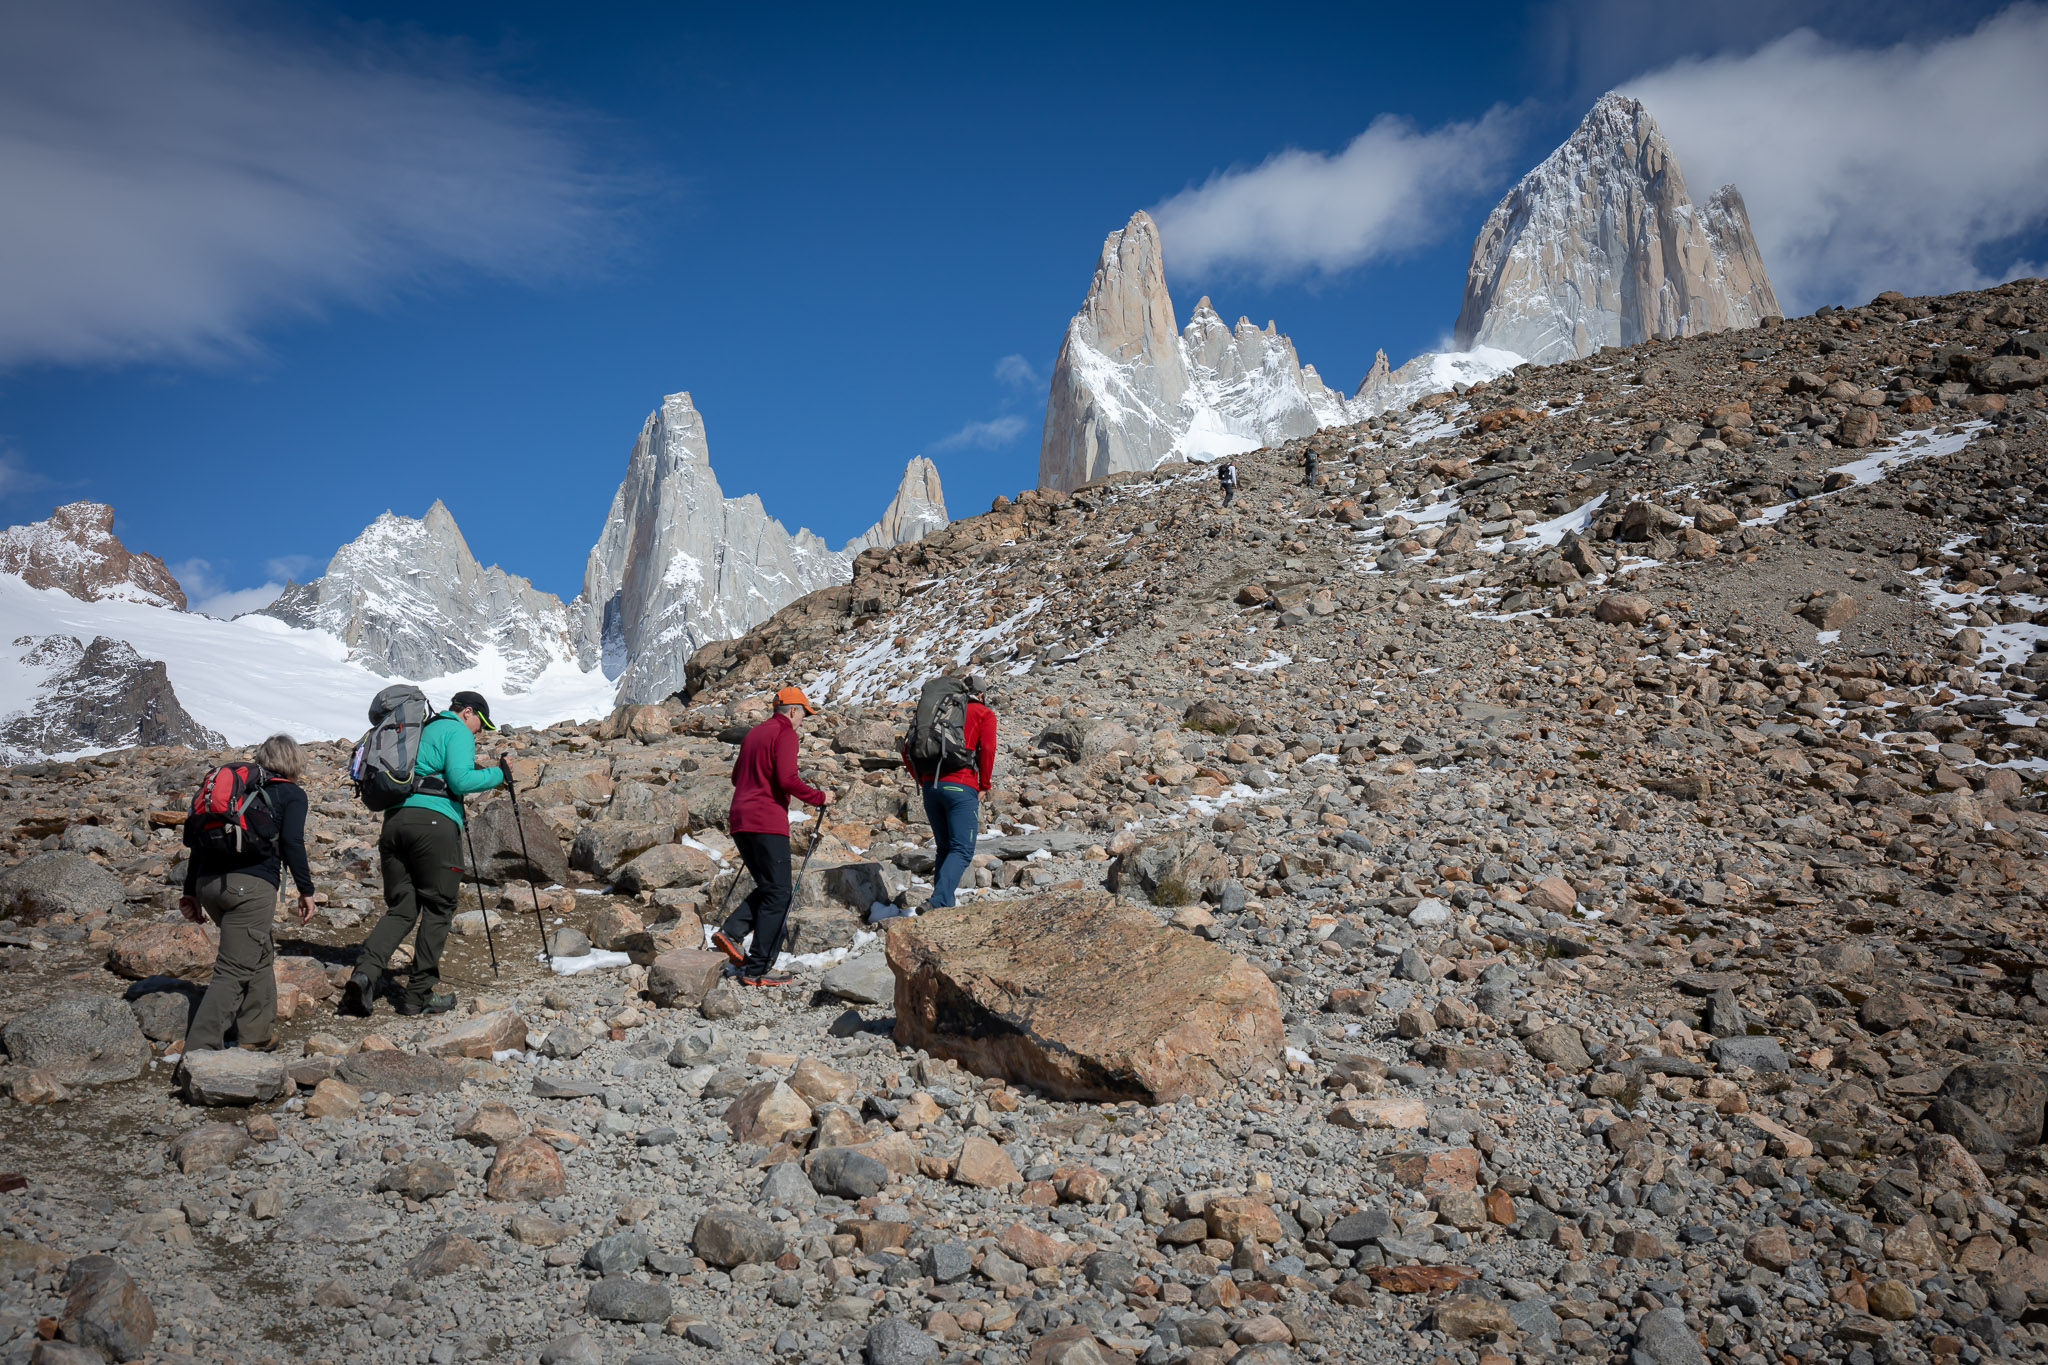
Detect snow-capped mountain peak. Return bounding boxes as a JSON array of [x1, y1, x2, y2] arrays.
[[0, 501, 186, 609], [1453, 92, 1781, 363]]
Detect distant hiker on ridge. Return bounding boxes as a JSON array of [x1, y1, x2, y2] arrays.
[[901, 672, 997, 911], [180, 735, 317, 1053], [1301, 447, 1319, 486], [341, 689, 508, 1017], [711, 686, 833, 987], [1218, 458, 1239, 508]]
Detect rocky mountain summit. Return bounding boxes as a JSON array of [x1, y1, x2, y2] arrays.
[[0, 636, 222, 763], [576, 393, 949, 706], [1038, 212, 1366, 493], [2, 275, 2042, 1365], [1454, 94, 1782, 365], [0, 502, 185, 610], [261, 500, 581, 694]]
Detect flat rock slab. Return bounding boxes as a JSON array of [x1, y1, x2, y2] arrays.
[[424, 1009, 527, 1059], [279, 1197, 399, 1243], [819, 953, 893, 1006], [178, 1049, 289, 1106], [884, 889, 1283, 1103], [531, 1077, 605, 1099], [1674, 971, 1750, 996], [335, 1051, 465, 1095]]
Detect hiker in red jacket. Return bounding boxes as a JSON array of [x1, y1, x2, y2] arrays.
[[711, 686, 832, 986], [901, 672, 997, 909]]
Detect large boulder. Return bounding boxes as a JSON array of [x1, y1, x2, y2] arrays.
[[58, 1255, 155, 1363], [885, 889, 1283, 1103], [106, 922, 218, 980], [465, 798, 571, 886], [613, 842, 719, 894], [1033, 717, 1136, 761], [0, 851, 125, 924], [569, 823, 670, 881], [1, 995, 151, 1085], [1105, 831, 1228, 908], [1931, 1063, 2046, 1154]]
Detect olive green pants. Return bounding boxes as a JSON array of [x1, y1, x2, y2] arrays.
[[359, 806, 464, 1004], [186, 872, 278, 1051]]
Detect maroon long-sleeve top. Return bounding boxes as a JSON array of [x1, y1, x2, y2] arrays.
[[727, 712, 828, 836]]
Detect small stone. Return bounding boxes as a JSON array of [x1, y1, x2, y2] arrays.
[[377, 1159, 460, 1201], [167, 1123, 252, 1174], [949, 1136, 1020, 1189], [724, 1080, 811, 1145], [539, 1334, 603, 1365], [453, 1100, 523, 1146], [864, 1317, 939, 1365], [1867, 1278, 1916, 1320], [303, 1079, 361, 1120], [585, 1275, 672, 1324], [402, 1233, 489, 1278], [808, 1146, 890, 1199], [58, 1254, 156, 1364], [692, 1209, 786, 1268], [1521, 1023, 1592, 1072], [1522, 875, 1578, 914], [1743, 1226, 1801, 1272], [1435, 1297, 1516, 1339]]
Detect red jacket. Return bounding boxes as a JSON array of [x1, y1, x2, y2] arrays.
[[902, 700, 998, 792], [728, 713, 827, 836]]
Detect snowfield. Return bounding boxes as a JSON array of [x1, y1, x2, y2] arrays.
[[0, 574, 617, 749]]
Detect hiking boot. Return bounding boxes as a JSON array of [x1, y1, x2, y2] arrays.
[[236, 1037, 279, 1053], [710, 929, 745, 966], [338, 967, 377, 1018], [395, 991, 457, 1017], [739, 971, 797, 988]]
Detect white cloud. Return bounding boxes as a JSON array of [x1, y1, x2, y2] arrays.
[[994, 354, 1040, 389], [170, 558, 285, 619], [929, 415, 1028, 452], [1622, 6, 2048, 310], [1149, 106, 1523, 280], [0, 0, 624, 369], [264, 554, 317, 583]]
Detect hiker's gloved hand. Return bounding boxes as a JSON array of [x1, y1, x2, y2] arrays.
[[498, 756, 517, 791], [178, 895, 203, 924]]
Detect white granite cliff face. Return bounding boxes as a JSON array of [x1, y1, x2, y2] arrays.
[[848, 456, 949, 555], [1038, 212, 1366, 492], [575, 394, 947, 704], [0, 502, 186, 609], [1453, 94, 1781, 364], [260, 500, 579, 693]]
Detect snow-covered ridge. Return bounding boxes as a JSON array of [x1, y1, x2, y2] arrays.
[[0, 502, 186, 610]]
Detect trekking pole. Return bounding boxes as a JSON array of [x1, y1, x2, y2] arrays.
[[503, 781, 552, 969], [460, 822, 499, 978], [794, 809, 826, 892]]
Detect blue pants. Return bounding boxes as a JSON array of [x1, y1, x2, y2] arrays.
[[921, 781, 979, 908]]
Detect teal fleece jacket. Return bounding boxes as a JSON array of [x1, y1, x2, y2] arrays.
[[398, 712, 505, 826]]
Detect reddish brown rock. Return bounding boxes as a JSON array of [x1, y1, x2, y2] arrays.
[[1382, 1146, 1484, 1195], [274, 956, 333, 1002], [106, 922, 218, 981], [485, 1137, 566, 1201], [0, 502, 185, 607], [1522, 875, 1579, 914], [723, 1080, 811, 1146], [950, 1136, 1020, 1189], [884, 890, 1283, 1103], [997, 1222, 1074, 1269], [424, 1009, 527, 1059]]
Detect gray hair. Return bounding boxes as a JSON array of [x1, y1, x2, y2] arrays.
[[253, 734, 305, 780]]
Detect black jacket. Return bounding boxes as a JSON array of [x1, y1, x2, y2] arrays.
[[184, 779, 315, 897]]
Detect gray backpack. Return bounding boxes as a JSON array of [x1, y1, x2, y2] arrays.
[[348, 684, 450, 811], [904, 677, 975, 781]]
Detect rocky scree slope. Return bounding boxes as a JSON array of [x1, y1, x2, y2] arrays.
[[1454, 94, 1781, 366], [0, 278, 2046, 1365]]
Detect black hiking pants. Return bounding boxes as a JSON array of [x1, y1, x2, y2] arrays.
[[722, 830, 792, 977], [360, 806, 463, 1004]]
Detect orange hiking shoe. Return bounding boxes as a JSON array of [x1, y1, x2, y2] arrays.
[[711, 929, 745, 966]]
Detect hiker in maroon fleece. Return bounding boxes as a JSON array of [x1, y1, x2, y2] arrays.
[[712, 686, 833, 985]]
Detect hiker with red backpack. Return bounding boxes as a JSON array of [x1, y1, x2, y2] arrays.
[[340, 688, 508, 1018], [179, 734, 316, 1053], [900, 672, 997, 910], [710, 686, 834, 987]]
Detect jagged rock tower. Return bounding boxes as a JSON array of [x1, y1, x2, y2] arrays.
[[1453, 94, 1780, 364], [1038, 211, 1361, 492]]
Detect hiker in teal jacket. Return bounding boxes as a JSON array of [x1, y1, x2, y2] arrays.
[[342, 690, 508, 1017]]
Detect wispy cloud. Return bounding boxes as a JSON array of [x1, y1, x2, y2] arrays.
[[0, 0, 628, 369], [264, 554, 317, 584], [994, 354, 1040, 389], [0, 448, 54, 502], [929, 414, 1028, 452], [1149, 105, 1523, 281], [170, 557, 286, 619], [1622, 6, 2048, 309]]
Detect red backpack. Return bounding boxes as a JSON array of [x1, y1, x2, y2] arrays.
[[183, 763, 283, 858]]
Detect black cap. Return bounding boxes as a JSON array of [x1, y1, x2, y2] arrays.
[[449, 690, 496, 731]]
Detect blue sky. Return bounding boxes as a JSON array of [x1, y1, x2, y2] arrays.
[[2, 0, 2042, 613]]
